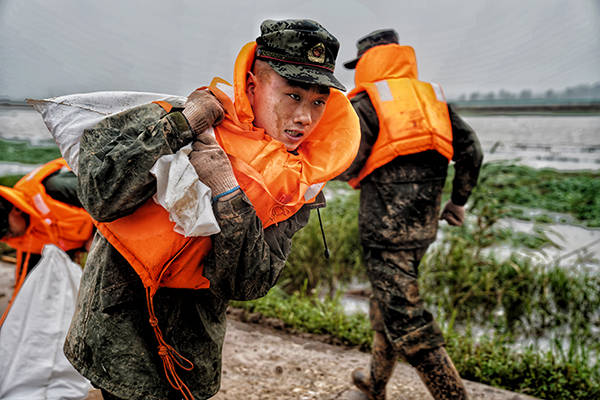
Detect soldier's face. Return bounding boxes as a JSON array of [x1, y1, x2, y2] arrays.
[[6, 207, 28, 238], [247, 65, 330, 151]]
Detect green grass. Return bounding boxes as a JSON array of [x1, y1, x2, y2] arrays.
[[447, 332, 600, 400], [0, 174, 24, 187], [0, 138, 61, 164], [445, 163, 600, 227], [278, 181, 364, 295], [232, 286, 372, 350]]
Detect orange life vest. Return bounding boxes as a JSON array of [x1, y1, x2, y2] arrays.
[[94, 41, 360, 399], [96, 41, 359, 296], [0, 158, 93, 326], [347, 44, 453, 188]]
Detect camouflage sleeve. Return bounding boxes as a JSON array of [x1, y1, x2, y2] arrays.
[[77, 104, 193, 222], [335, 92, 379, 182], [43, 170, 82, 207], [203, 192, 314, 301], [448, 104, 484, 206]]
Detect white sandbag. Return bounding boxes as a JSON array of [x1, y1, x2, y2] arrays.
[[27, 91, 186, 175], [150, 139, 220, 237], [28, 91, 219, 236], [0, 245, 91, 400]]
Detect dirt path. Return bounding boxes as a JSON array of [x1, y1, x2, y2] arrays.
[[0, 260, 537, 399], [215, 315, 537, 400]]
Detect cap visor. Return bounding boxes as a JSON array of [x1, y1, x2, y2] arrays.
[[265, 60, 347, 91], [343, 58, 359, 69]]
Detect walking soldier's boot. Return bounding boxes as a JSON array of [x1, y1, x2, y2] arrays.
[[351, 330, 397, 400], [409, 346, 469, 400]]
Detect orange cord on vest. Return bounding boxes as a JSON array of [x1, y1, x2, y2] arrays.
[[0, 250, 31, 327], [145, 287, 195, 400]]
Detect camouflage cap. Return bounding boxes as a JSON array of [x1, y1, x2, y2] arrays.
[[256, 19, 346, 91], [343, 28, 399, 69]]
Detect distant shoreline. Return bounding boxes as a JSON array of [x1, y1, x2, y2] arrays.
[[451, 103, 600, 116], [2, 100, 600, 116]]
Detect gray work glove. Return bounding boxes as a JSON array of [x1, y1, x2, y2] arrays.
[[182, 89, 225, 136], [188, 133, 239, 201], [440, 200, 465, 226]]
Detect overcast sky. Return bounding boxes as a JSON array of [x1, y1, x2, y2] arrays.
[[1, 0, 599, 101]]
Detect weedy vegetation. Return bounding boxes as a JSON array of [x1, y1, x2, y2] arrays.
[[237, 163, 600, 400]]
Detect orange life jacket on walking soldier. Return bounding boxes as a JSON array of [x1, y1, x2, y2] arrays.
[[0, 157, 94, 326], [93, 40, 359, 400], [346, 43, 454, 188]]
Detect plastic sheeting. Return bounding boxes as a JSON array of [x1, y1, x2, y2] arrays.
[[29, 91, 219, 237], [0, 245, 92, 400]]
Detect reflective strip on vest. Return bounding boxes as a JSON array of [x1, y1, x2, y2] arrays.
[[430, 82, 446, 102], [33, 193, 51, 216], [375, 80, 394, 102], [304, 182, 325, 201]]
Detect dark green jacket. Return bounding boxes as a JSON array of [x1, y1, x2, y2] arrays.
[[337, 93, 483, 249], [64, 103, 318, 399]]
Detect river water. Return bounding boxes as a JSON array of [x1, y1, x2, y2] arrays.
[[2, 105, 599, 168]]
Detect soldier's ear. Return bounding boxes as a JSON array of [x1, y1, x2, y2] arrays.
[[246, 71, 257, 105]]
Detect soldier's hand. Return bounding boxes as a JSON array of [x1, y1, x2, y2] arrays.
[[188, 133, 239, 201], [182, 89, 225, 136], [440, 200, 465, 226]]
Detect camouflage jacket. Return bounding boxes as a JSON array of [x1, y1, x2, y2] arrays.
[[63, 103, 319, 400], [337, 93, 483, 249]]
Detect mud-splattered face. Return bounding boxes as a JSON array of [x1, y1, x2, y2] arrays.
[[246, 62, 330, 151]]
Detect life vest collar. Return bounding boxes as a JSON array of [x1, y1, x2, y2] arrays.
[[205, 42, 359, 223], [219, 41, 360, 185]]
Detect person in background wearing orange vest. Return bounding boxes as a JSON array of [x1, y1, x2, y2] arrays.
[[337, 29, 483, 400], [63, 19, 359, 400], [0, 158, 94, 326]]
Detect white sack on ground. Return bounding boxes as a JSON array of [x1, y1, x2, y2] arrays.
[[150, 139, 220, 237], [28, 91, 219, 236], [0, 245, 91, 400]]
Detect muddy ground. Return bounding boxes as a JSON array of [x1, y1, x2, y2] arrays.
[[0, 260, 537, 399]]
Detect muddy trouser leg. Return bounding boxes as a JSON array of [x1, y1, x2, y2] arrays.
[[407, 346, 469, 400], [365, 247, 468, 400], [352, 295, 398, 400]]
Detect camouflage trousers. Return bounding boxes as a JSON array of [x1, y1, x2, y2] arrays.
[[365, 246, 445, 360]]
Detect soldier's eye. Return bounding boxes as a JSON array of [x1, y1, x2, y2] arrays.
[[288, 93, 301, 101]]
